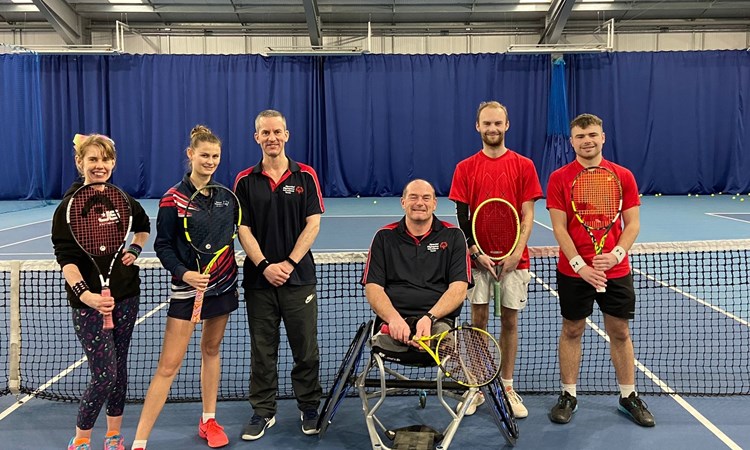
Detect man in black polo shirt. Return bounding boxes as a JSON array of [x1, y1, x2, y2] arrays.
[[234, 109, 325, 441], [362, 179, 471, 351]]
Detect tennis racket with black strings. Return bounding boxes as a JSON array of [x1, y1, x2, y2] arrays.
[[570, 166, 623, 293], [472, 198, 521, 317], [183, 184, 241, 323], [66, 182, 132, 330]]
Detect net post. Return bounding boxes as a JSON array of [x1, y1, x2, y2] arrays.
[[9, 261, 21, 396]]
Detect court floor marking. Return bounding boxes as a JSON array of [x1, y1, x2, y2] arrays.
[[531, 272, 742, 449], [705, 213, 750, 224], [0, 234, 51, 250], [0, 299, 172, 422], [0, 219, 52, 233]]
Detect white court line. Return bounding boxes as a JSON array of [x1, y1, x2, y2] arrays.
[[705, 212, 750, 225], [0, 219, 52, 233], [0, 234, 51, 249], [0, 300, 172, 422], [531, 272, 743, 450]]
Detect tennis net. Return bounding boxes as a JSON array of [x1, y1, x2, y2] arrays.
[[1, 240, 748, 402]]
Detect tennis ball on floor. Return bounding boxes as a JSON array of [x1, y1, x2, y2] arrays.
[[711, 193, 715, 197], [732, 196, 737, 200], [639, 193, 643, 197], [373, 200, 377, 204], [356, 194, 360, 198], [688, 193, 692, 197], [742, 198, 746, 202], [695, 194, 699, 197]]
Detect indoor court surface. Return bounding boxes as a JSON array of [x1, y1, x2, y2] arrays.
[[1, 195, 749, 449]]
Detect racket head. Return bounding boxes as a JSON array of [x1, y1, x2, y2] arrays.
[[183, 184, 241, 258], [571, 166, 623, 230], [436, 326, 502, 387], [66, 182, 132, 256], [471, 198, 520, 261]]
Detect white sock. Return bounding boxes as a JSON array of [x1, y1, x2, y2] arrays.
[[501, 378, 514, 390], [562, 383, 577, 397], [132, 439, 147, 449], [202, 412, 216, 422], [619, 384, 636, 398]]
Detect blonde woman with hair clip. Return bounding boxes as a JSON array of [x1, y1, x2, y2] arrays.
[[51, 133, 151, 450]]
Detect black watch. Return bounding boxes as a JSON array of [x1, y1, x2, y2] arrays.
[[424, 313, 438, 324], [470, 252, 482, 261]]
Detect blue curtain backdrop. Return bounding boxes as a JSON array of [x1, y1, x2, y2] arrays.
[[567, 51, 750, 195], [321, 53, 550, 196], [2, 51, 750, 199], [540, 58, 573, 193]]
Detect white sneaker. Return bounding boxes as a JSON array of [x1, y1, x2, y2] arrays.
[[457, 390, 485, 416], [506, 387, 528, 418]]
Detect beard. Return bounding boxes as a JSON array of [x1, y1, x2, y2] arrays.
[[481, 131, 504, 148]]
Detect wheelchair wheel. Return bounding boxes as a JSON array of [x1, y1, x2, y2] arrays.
[[481, 377, 519, 446], [318, 320, 371, 438]]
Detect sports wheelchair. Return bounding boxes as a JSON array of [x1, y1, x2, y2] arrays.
[[317, 319, 519, 449]]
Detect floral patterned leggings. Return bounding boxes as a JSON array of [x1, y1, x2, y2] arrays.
[[72, 296, 139, 430]]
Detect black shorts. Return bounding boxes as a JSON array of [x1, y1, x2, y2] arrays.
[[556, 270, 636, 321], [167, 289, 239, 321]]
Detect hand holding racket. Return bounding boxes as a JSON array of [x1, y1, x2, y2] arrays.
[[381, 323, 501, 387], [571, 166, 623, 293], [66, 182, 132, 330], [183, 184, 241, 323], [472, 198, 521, 317]]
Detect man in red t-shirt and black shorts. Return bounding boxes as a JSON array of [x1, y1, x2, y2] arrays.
[[546, 113, 655, 427], [449, 101, 543, 418]]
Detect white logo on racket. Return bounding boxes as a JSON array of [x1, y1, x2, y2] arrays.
[[205, 244, 212, 250]]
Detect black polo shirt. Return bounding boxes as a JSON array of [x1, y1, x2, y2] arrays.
[[234, 157, 325, 289], [361, 215, 471, 319]]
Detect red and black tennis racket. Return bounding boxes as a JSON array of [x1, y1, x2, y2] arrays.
[[570, 166, 623, 293], [472, 198, 521, 317], [66, 182, 132, 330], [183, 184, 241, 323]]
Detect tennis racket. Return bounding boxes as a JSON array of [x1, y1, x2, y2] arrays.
[[380, 323, 501, 388], [66, 182, 132, 330], [183, 184, 241, 323], [472, 198, 521, 317], [570, 166, 623, 293]]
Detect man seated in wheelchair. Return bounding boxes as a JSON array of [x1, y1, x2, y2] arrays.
[[361, 179, 471, 357]]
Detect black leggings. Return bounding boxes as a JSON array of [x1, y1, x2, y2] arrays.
[[72, 296, 139, 430]]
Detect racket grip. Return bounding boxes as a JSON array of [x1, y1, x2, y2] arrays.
[[101, 288, 114, 330], [493, 281, 502, 318], [191, 290, 204, 323]]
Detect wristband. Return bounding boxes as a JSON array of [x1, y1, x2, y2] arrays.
[[470, 252, 482, 261], [424, 312, 438, 324], [256, 259, 270, 274], [126, 243, 142, 258], [286, 257, 298, 268], [569, 255, 586, 273], [612, 246, 626, 264], [71, 280, 90, 298]]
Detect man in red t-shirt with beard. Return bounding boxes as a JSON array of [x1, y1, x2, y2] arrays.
[[449, 101, 543, 418]]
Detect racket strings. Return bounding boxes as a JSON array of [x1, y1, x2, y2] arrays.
[[473, 202, 518, 259], [438, 329, 501, 386], [572, 170, 621, 228], [69, 186, 131, 256]]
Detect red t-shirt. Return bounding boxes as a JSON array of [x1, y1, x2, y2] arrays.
[[449, 149, 543, 269], [546, 159, 640, 278]]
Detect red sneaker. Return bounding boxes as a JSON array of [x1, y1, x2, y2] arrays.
[[198, 418, 229, 448]]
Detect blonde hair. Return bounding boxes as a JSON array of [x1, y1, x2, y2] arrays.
[[476, 101, 509, 123], [73, 134, 116, 176]]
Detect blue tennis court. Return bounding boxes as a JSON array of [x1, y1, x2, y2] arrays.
[[1, 194, 749, 449]]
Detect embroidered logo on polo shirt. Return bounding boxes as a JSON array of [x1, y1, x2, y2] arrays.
[[282, 185, 305, 195], [426, 242, 448, 253]]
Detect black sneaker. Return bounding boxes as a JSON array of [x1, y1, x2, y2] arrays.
[[301, 408, 320, 435], [241, 414, 276, 440], [618, 393, 655, 427], [549, 392, 578, 424]]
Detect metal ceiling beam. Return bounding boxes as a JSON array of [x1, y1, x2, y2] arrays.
[[302, 0, 322, 46], [539, 0, 576, 44], [30, 0, 87, 45]]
